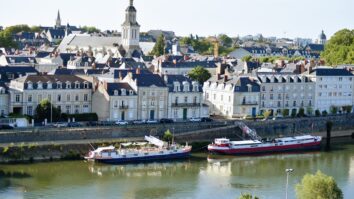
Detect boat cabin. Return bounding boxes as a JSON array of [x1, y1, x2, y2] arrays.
[[214, 138, 231, 146]]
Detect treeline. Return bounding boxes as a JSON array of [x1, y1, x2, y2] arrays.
[[0, 24, 41, 48]]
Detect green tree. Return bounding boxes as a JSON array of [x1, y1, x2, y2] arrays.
[[30, 26, 41, 33], [163, 129, 173, 143], [218, 34, 233, 48], [322, 110, 328, 116], [282, 109, 289, 117], [343, 105, 353, 114], [0, 31, 17, 48], [306, 107, 313, 116], [188, 66, 211, 84], [239, 193, 259, 199], [321, 29, 354, 65], [82, 26, 101, 34], [263, 110, 272, 119], [34, 99, 61, 123], [315, 109, 321, 117], [298, 108, 305, 117], [330, 106, 338, 115], [242, 55, 253, 62], [296, 171, 343, 199], [150, 34, 165, 56]]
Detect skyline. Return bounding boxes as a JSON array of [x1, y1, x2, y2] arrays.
[[0, 0, 353, 40]]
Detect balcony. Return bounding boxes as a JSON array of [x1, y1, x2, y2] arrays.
[[119, 105, 129, 109], [241, 101, 258, 106], [171, 103, 201, 107]]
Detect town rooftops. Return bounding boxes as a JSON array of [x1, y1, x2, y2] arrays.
[[4, 55, 37, 65], [311, 68, 353, 76], [206, 75, 260, 92], [113, 69, 152, 79], [131, 73, 166, 87], [160, 60, 218, 68], [0, 66, 39, 83], [164, 74, 202, 92]]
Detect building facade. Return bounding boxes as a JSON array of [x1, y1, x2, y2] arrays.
[[8, 75, 93, 117]]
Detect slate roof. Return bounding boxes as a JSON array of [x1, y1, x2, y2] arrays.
[[131, 74, 166, 87], [5, 55, 37, 64], [164, 74, 202, 92], [160, 61, 217, 68], [36, 51, 51, 58], [52, 68, 109, 75], [106, 83, 136, 96], [113, 69, 152, 79], [59, 53, 76, 67], [48, 29, 65, 38], [15, 75, 92, 90], [234, 77, 260, 92], [307, 44, 324, 52], [311, 68, 353, 76]]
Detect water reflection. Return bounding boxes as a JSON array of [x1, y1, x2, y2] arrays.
[[0, 145, 353, 199]]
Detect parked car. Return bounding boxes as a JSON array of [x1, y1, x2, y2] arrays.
[[87, 121, 99, 126], [115, 120, 129, 125], [160, 118, 174, 124], [146, 119, 158, 124], [53, 122, 68, 128], [189, 117, 202, 122], [0, 125, 14, 130], [133, 120, 146, 124], [68, 122, 82, 127], [201, 117, 213, 122]]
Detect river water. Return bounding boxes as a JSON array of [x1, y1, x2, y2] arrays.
[[1, 144, 354, 199]]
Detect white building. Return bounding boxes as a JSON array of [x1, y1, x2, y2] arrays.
[[164, 74, 208, 120], [8, 75, 93, 117], [203, 74, 260, 118], [309, 68, 353, 112]]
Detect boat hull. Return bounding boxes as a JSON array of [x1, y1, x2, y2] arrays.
[[208, 141, 321, 155], [94, 151, 191, 164]]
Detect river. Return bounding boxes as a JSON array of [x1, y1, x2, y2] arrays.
[[1, 144, 354, 199]]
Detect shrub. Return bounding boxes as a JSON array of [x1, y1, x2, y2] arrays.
[[298, 108, 305, 117], [61, 113, 98, 122], [322, 110, 328, 116], [306, 107, 313, 116], [282, 109, 289, 117], [330, 106, 338, 115], [315, 109, 321, 117], [291, 109, 297, 117]]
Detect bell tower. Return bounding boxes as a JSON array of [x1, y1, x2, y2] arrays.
[[121, 0, 141, 56], [55, 10, 61, 28]]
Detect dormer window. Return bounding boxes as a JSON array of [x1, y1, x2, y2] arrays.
[[183, 82, 190, 92], [66, 81, 71, 89], [114, 90, 118, 96], [129, 90, 134, 95], [27, 81, 33, 89], [84, 82, 89, 89], [47, 81, 52, 89], [37, 81, 43, 89], [57, 82, 62, 89], [75, 82, 80, 89], [121, 89, 126, 96]]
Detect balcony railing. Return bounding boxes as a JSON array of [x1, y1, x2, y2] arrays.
[[241, 101, 258, 105], [172, 103, 200, 107], [119, 105, 129, 109]]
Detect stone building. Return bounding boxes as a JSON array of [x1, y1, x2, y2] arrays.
[[8, 75, 93, 118]]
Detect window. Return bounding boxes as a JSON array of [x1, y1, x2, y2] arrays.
[[66, 82, 71, 89], [270, 94, 273, 100], [83, 105, 89, 113], [262, 86, 265, 91], [57, 82, 62, 89], [27, 106, 33, 116], [75, 105, 80, 114], [15, 95, 20, 102], [175, 97, 178, 104], [293, 101, 296, 107], [193, 96, 197, 104], [184, 96, 188, 103], [75, 82, 80, 89], [38, 94, 42, 102], [84, 94, 88, 101], [28, 95, 32, 102], [57, 94, 61, 102], [67, 94, 70, 101], [84, 82, 89, 89], [278, 94, 281, 100], [66, 105, 71, 114], [277, 101, 281, 107], [75, 94, 79, 101], [114, 101, 118, 108]]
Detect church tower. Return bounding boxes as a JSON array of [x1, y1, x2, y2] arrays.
[[55, 10, 62, 28], [121, 0, 141, 56]]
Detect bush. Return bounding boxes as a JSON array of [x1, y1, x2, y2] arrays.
[[61, 113, 98, 122], [315, 109, 321, 117], [291, 109, 297, 117], [322, 110, 328, 116], [282, 109, 289, 117], [343, 105, 353, 114], [296, 171, 343, 199], [263, 110, 272, 119], [306, 107, 313, 116], [330, 106, 338, 115], [298, 108, 305, 117]]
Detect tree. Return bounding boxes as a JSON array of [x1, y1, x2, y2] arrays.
[[188, 66, 211, 84], [82, 26, 101, 34], [298, 108, 305, 117], [321, 29, 354, 65], [242, 55, 253, 62], [0, 31, 17, 48], [296, 171, 343, 199], [34, 99, 61, 123], [282, 109, 289, 117], [150, 34, 165, 56], [218, 34, 233, 48], [263, 110, 272, 119], [330, 106, 338, 115], [239, 193, 259, 199], [306, 107, 313, 116], [322, 110, 328, 116], [342, 105, 352, 114], [315, 109, 321, 117], [163, 129, 173, 143]]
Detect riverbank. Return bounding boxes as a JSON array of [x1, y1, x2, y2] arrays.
[[0, 129, 353, 164]]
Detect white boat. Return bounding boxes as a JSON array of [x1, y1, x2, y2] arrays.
[[85, 136, 192, 164]]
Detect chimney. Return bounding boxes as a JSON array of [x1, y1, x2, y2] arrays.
[[136, 67, 141, 74], [224, 75, 228, 82], [217, 73, 221, 80], [216, 63, 226, 75]]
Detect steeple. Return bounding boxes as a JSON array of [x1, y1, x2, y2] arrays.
[[121, 0, 141, 57], [55, 10, 61, 28]]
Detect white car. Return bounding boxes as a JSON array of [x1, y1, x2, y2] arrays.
[[146, 119, 158, 124], [115, 120, 128, 125], [53, 122, 68, 128], [189, 118, 202, 122]]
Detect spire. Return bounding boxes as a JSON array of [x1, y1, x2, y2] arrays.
[[55, 10, 61, 28], [130, 0, 133, 6]]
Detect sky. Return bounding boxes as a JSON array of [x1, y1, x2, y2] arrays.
[[0, 0, 353, 40]]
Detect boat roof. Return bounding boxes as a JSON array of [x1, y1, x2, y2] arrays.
[[94, 146, 115, 153], [230, 140, 262, 145], [275, 135, 317, 142]]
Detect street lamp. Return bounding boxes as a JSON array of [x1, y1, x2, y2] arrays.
[[285, 168, 294, 199]]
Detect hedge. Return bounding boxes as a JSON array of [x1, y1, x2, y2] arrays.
[[61, 113, 98, 122]]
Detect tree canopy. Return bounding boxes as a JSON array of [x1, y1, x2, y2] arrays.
[[296, 171, 343, 199], [0, 24, 42, 48], [321, 29, 354, 65], [188, 66, 211, 84], [239, 193, 259, 199], [150, 34, 165, 56], [218, 34, 233, 48], [163, 129, 173, 143], [82, 26, 101, 34], [34, 99, 61, 123]]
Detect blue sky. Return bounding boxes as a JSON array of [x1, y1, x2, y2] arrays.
[[0, 0, 353, 40]]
